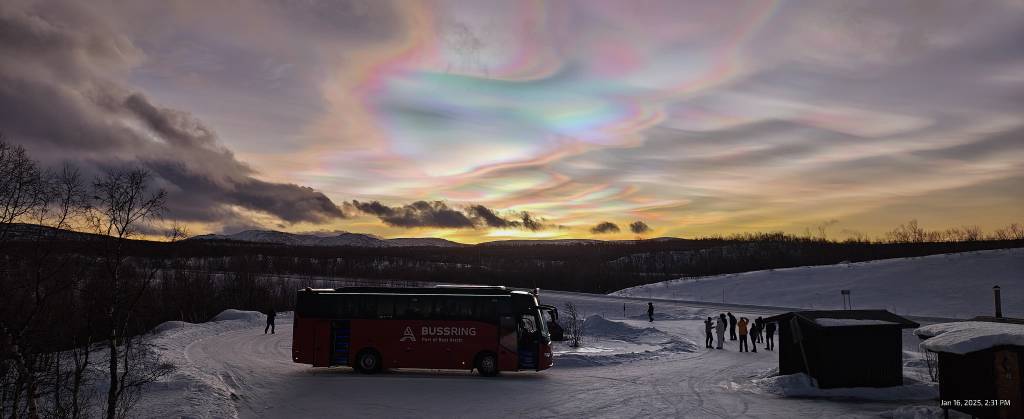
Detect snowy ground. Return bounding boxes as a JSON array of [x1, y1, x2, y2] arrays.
[[131, 290, 956, 418], [613, 248, 1024, 319]]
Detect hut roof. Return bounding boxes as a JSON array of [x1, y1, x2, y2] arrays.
[[764, 310, 919, 329], [915, 320, 1024, 354]]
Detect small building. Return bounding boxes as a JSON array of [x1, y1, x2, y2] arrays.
[[916, 318, 1024, 419], [764, 310, 919, 389]]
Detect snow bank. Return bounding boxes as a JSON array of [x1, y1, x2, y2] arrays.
[[585, 315, 673, 344], [212, 309, 265, 322], [152, 320, 192, 334], [916, 321, 1024, 354], [553, 315, 697, 367], [754, 373, 937, 401], [613, 248, 1024, 319], [133, 310, 285, 418]]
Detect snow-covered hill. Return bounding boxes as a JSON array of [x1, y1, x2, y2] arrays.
[[189, 230, 464, 247], [613, 248, 1024, 319]]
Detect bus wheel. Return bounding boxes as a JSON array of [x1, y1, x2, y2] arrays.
[[476, 352, 498, 377], [355, 349, 381, 374]]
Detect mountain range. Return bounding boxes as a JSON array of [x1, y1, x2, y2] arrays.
[[188, 230, 465, 247]]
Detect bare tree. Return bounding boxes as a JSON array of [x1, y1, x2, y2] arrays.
[[89, 168, 167, 419], [887, 219, 927, 243], [0, 138, 92, 419], [562, 302, 585, 348], [0, 139, 45, 241]]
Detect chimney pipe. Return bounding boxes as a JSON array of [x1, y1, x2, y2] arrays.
[[994, 285, 1002, 318]]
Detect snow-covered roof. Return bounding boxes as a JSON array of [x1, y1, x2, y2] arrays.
[[916, 321, 1024, 354], [815, 318, 897, 327], [765, 310, 919, 329]]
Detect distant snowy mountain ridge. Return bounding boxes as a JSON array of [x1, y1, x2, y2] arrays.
[[189, 230, 464, 248]]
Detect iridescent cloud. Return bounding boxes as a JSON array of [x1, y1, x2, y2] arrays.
[[3, 0, 1022, 242]]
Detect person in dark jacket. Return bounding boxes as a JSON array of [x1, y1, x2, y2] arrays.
[[647, 302, 654, 322], [764, 321, 776, 351], [727, 312, 737, 340], [704, 317, 714, 348], [749, 320, 759, 353], [265, 308, 276, 334], [755, 316, 765, 344], [715, 314, 727, 349]]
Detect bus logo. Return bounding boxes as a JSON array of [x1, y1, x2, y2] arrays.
[[400, 326, 416, 342]]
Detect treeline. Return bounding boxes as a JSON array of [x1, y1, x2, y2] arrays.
[[147, 233, 1019, 294]]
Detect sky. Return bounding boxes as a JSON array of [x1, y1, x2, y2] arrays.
[[1, 0, 1022, 243]]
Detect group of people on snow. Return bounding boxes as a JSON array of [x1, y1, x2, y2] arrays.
[[703, 312, 774, 352]]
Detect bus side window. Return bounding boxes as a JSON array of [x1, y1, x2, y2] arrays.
[[392, 295, 408, 320], [419, 296, 437, 319], [377, 295, 394, 319], [456, 298, 474, 320], [500, 315, 517, 352], [405, 297, 422, 319], [355, 295, 378, 319], [335, 296, 351, 319], [438, 295, 458, 317], [477, 299, 497, 322]]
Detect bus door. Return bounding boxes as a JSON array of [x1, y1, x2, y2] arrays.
[[498, 315, 518, 370], [517, 314, 540, 369]]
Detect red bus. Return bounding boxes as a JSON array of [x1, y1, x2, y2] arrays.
[[292, 286, 553, 376]]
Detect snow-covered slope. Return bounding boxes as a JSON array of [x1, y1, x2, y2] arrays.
[[189, 230, 464, 247], [613, 248, 1024, 319]]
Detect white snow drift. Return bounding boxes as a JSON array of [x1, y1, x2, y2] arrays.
[[553, 315, 697, 367]]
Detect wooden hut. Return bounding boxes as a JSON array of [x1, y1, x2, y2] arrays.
[[764, 310, 919, 389], [916, 318, 1024, 419]]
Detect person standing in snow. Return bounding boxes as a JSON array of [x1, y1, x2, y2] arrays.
[[737, 317, 749, 352], [704, 317, 714, 348], [749, 320, 759, 353], [715, 314, 727, 349], [755, 316, 765, 344], [764, 321, 776, 351], [265, 307, 276, 334], [727, 312, 737, 341], [647, 302, 654, 322]]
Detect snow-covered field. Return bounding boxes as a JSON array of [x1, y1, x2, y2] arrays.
[[116, 250, 1024, 418], [613, 248, 1024, 319]]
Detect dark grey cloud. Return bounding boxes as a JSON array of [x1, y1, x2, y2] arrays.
[[590, 221, 620, 234], [468, 205, 515, 228], [519, 212, 544, 231], [350, 200, 475, 229], [0, 2, 346, 225], [348, 201, 554, 230], [629, 221, 651, 234]]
